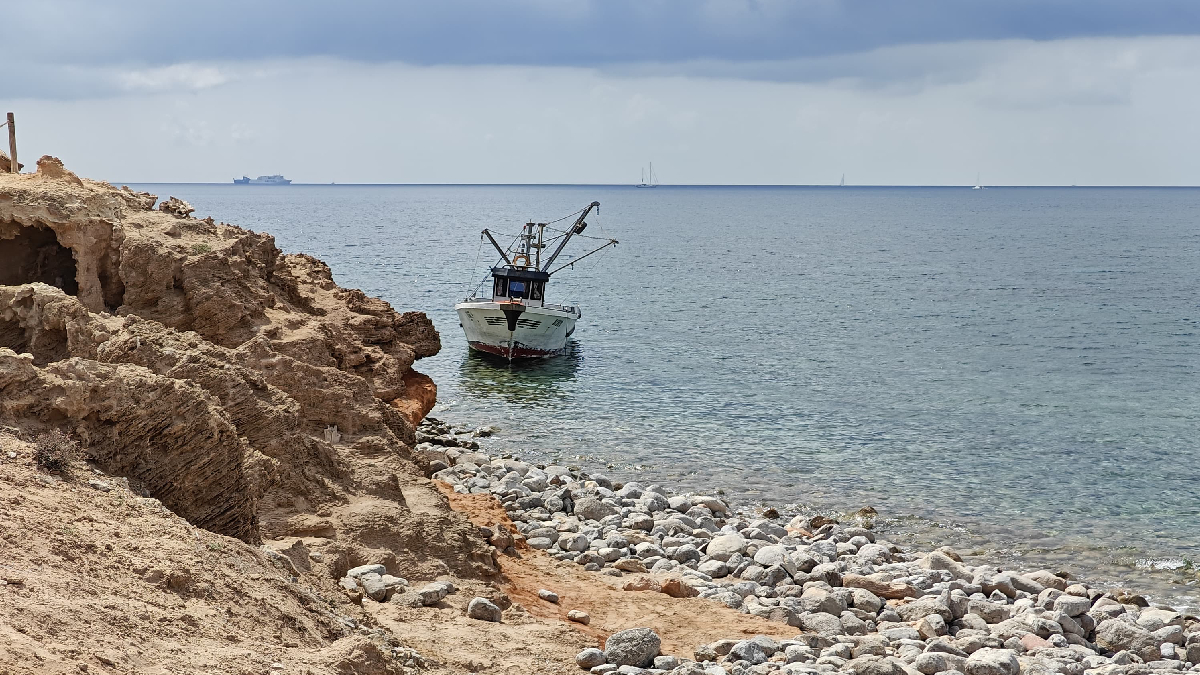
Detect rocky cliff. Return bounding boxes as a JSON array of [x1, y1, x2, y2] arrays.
[[1, 156, 491, 557]]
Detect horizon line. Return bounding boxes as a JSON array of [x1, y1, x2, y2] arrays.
[[116, 182, 1200, 189]]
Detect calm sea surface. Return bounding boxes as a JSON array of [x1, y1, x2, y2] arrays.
[[130, 184, 1200, 606]]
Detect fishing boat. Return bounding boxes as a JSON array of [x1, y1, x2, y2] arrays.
[[636, 162, 658, 188], [233, 174, 292, 185], [455, 202, 617, 360]]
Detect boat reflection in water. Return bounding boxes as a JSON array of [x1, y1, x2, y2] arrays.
[[456, 341, 583, 406]]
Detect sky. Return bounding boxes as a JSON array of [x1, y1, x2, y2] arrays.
[[3, 1, 1200, 185]]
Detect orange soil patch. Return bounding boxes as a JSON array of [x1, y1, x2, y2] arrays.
[[436, 482, 799, 658]]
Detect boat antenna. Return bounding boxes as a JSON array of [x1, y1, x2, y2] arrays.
[[541, 201, 600, 271], [481, 229, 513, 265]]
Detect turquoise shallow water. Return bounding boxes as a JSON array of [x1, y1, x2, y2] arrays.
[[130, 184, 1200, 606]]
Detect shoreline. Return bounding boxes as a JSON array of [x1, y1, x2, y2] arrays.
[[417, 415, 1200, 673], [422, 406, 1200, 615]]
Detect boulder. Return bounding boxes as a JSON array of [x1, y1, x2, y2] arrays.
[[964, 648, 1020, 675], [704, 534, 747, 561], [576, 648, 606, 669], [728, 640, 769, 665], [1094, 618, 1159, 661], [920, 551, 972, 581], [842, 574, 919, 599], [573, 497, 616, 522], [604, 628, 661, 668], [913, 651, 968, 675], [466, 597, 502, 622], [896, 596, 953, 623], [800, 612, 845, 635]]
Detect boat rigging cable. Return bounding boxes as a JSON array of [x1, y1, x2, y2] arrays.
[[465, 204, 618, 298]]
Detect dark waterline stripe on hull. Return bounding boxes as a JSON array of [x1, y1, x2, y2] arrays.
[[467, 341, 566, 359]]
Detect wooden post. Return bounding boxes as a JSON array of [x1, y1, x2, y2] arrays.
[[6, 113, 16, 173]]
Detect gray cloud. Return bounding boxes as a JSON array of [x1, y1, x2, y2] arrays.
[[10, 0, 1200, 69]]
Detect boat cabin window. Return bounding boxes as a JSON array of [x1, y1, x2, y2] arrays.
[[530, 281, 544, 301], [493, 276, 507, 297], [508, 280, 527, 298]]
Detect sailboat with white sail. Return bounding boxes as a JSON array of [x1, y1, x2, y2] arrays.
[[839, 174, 845, 187], [636, 163, 658, 188], [972, 173, 984, 190]]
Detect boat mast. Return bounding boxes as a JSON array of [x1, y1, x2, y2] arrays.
[[542, 201, 600, 272]]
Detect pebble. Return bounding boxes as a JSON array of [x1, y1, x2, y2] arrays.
[[567, 609, 591, 625], [537, 589, 559, 604]]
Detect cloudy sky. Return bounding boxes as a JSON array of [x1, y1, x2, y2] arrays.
[[4, 1, 1200, 184]]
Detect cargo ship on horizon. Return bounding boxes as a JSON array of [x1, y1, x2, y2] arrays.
[[233, 174, 292, 185]]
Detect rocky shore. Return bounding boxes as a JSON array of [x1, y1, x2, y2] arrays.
[[417, 417, 1200, 675], [2, 156, 1197, 675]]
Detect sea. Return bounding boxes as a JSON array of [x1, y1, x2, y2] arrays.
[[128, 183, 1200, 608]]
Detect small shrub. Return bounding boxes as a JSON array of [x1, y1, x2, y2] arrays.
[[190, 243, 212, 255], [34, 430, 78, 474]]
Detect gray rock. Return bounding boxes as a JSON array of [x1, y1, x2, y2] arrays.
[[417, 580, 455, 606], [762, 564, 792, 587], [698, 559, 728, 578], [704, 534, 747, 561], [568, 609, 591, 624], [559, 533, 591, 552], [346, 564, 386, 578], [968, 599, 1010, 624], [754, 545, 796, 573], [466, 597, 502, 622], [653, 655, 680, 670], [800, 588, 847, 616], [913, 652, 968, 675], [527, 537, 555, 550], [88, 479, 112, 492], [916, 614, 949, 639], [538, 589, 559, 603], [1095, 618, 1159, 661], [1138, 608, 1183, 632], [921, 552, 972, 581], [800, 612, 845, 635], [361, 575, 389, 602], [575, 497, 617, 522], [604, 628, 661, 668], [880, 626, 921, 642], [749, 635, 779, 655], [850, 588, 883, 613], [577, 648, 607, 669], [1052, 594, 1092, 617], [845, 655, 906, 675], [896, 596, 953, 622], [963, 648, 1019, 675], [729, 640, 769, 664], [672, 544, 702, 565]]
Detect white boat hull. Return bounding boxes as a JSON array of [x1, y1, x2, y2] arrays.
[[455, 301, 579, 358]]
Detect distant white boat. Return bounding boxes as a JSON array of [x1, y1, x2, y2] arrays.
[[972, 173, 984, 190], [636, 162, 658, 188], [839, 174, 845, 187]]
